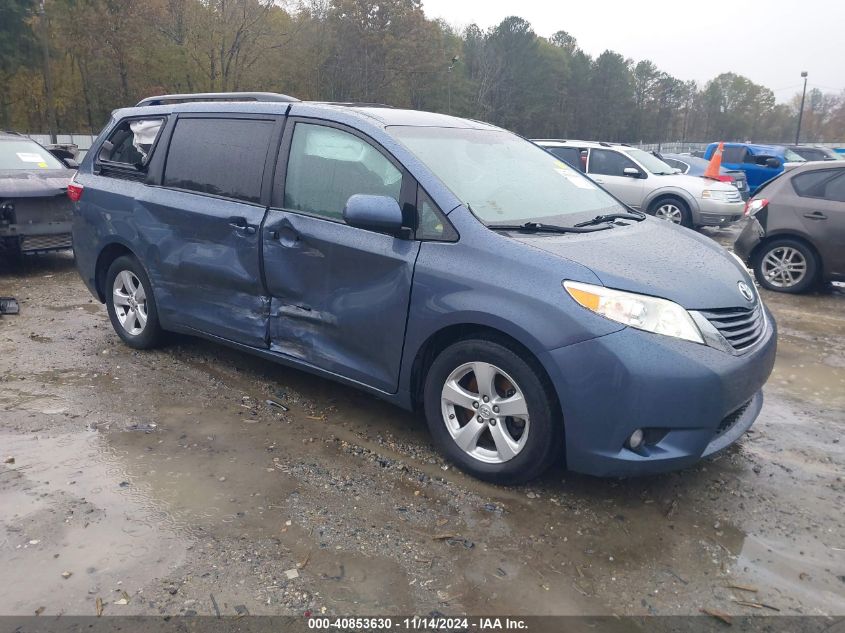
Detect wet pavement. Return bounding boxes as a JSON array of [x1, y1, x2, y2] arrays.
[[1, 223, 843, 618]]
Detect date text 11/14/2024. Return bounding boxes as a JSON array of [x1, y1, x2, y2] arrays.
[[307, 617, 528, 630]]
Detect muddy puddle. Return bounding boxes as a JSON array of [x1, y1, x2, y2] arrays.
[[1, 249, 843, 617]]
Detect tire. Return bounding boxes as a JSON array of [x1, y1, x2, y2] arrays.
[[105, 255, 165, 349], [648, 196, 692, 228], [752, 238, 818, 294], [423, 339, 562, 484]]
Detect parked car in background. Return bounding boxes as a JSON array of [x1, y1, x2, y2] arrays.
[[657, 152, 749, 200], [534, 140, 744, 228], [1, 131, 76, 258], [787, 145, 845, 162], [71, 93, 776, 483], [703, 142, 805, 195], [735, 161, 845, 293]]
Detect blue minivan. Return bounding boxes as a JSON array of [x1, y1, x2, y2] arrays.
[[703, 142, 805, 194], [70, 93, 777, 483]]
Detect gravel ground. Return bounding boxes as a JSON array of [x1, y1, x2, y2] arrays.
[[1, 224, 843, 618]]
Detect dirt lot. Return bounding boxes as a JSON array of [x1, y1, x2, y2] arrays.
[[1, 225, 843, 619]]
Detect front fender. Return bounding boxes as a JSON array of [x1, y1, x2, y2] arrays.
[[642, 186, 700, 214]]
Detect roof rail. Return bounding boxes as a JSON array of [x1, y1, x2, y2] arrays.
[[135, 92, 300, 107], [318, 102, 395, 108]]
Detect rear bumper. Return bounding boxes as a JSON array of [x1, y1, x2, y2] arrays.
[[546, 314, 777, 477], [734, 218, 765, 263], [697, 199, 745, 226]]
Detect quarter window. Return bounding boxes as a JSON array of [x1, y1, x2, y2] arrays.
[[722, 147, 746, 163], [588, 149, 637, 177], [101, 118, 164, 167], [281, 123, 402, 221], [163, 118, 272, 203], [416, 186, 457, 241]]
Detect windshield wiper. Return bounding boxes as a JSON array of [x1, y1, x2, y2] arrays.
[[574, 212, 645, 227], [488, 221, 615, 234]]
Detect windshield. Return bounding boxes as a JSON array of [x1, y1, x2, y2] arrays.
[[783, 148, 806, 162], [0, 139, 66, 170], [623, 148, 676, 175], [389, 127, 625, 226]]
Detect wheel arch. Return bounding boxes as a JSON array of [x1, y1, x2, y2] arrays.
[[94, 241, 139, 302], [407, 323, 562, 421], [750, 231, 823, 277], [643, 188, 698, 214]]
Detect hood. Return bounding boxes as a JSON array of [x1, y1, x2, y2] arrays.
[[512, 218, 756, 310], [0, 169, 74, 198]]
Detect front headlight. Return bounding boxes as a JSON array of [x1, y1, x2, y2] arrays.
[[701, 189, 735, 201], [563, 281, 704, 344]]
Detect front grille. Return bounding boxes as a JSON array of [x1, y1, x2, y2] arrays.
[[20, 233, 72, 252], [699, 303, 766, 352], [716, 399, 752, 436]]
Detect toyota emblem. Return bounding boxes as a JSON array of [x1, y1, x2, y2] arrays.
[[738, 281, 754, 302]]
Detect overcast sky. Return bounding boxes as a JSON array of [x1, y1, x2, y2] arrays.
[[421, 0, 843, 102]]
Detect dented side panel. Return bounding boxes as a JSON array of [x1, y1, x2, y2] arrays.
[[263, 210, 419, 393], [136, 186, 270, 348]]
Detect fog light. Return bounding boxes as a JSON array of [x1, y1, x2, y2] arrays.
[[627, 429, 644, 449]]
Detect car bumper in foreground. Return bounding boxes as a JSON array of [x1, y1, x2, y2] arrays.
[[546, 313, 777, 477], [697, 199, 745, 227]]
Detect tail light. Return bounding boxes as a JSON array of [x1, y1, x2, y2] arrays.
[[67, 180, 83, 202], [715, 174, 733, 183], [744, 198, 768, 217]]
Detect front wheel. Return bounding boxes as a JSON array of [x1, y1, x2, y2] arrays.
[[648, 197, 691, 228], [423, 339, 562, 484], [105, 255, 165, 349]]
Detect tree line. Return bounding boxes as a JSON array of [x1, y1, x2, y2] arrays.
[[2, 0, 844, 143]]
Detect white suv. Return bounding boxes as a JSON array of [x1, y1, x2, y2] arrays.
[[533, 140, 744, 228]]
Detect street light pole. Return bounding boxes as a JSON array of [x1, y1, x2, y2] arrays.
[[447, 56, 459, 115], [795, 71, 808, 145]]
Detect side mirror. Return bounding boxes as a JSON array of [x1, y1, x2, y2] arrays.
[[623, 167, 643, 178], [63, 158, 79, 169], [765, 157, 780, 169], [343, 194, 405, 235]]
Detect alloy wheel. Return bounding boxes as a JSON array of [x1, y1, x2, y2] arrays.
[[112, 270, 148, 335], [761, 246, 807, 288], [654, 203, 683, 224], [440, 361, 530, 464]]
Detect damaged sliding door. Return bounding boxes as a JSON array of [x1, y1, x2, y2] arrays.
[[262, 120, 419, 393]]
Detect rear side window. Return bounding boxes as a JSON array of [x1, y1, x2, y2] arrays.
[[722, 147, 746, 163], [547, 147, 585, 172], [792, 168, 845, 201], [280, 123, 402, 221], [100, 118, 164, 167], [588, 149, 636, 176], [163, 118, 272, 203]]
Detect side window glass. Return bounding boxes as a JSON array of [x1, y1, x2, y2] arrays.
[[548, 147, 584, 172], [416, 186, 457, 241], [163, 118, 272, 203], [791, 170, 837, 198], [822, 171, 845, 203], [721, 147, 745, 163], [589, 149, 635, 176], [282, 123, 402, 221], [100, 118, 164, 167]]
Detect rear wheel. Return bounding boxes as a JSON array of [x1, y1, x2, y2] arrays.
[[648, 197, 691, 228], [753, 238, 818, 294], [423, 339, 562, 484], [105, 255, 164, 349]]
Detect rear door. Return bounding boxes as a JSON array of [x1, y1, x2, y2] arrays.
[[138, 114, 280, 347], [791, 167, 845, 274], [586, 148, 645, 207], [261, 120, 420, 392]]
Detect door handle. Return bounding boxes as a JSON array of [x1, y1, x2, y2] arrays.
[[593, 178, 605, 184], [228, 216, 256, 234], [803, 211, 827, 220]]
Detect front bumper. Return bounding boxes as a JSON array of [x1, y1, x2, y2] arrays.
[[697, 199, 745, 227], [546, 311, 777, 477]]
